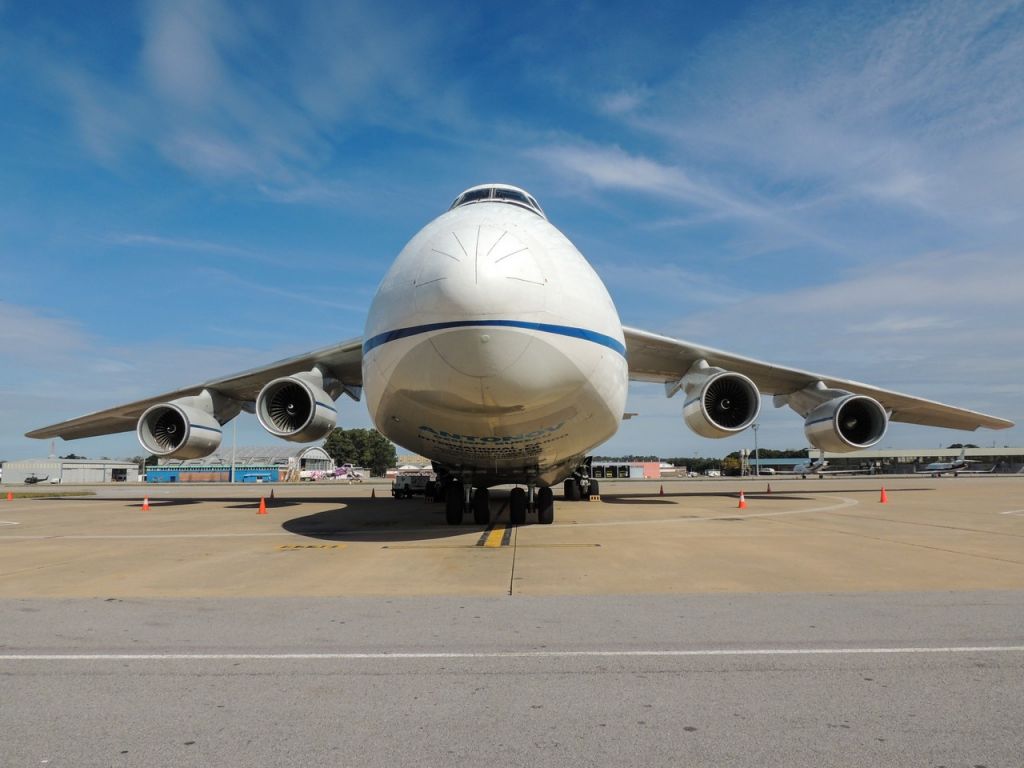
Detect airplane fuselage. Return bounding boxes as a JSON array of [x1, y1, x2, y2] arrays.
[[361, 198, 629, 486]]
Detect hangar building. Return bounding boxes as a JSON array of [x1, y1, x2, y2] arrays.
[[1, 458, 139, 485], [145, 445, 334, 483]]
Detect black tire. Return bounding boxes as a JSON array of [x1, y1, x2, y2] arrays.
[[472, 487, 490, 525], [536, 487, 554, 525], [588, 479, 599, 496], [510, 487, 527, 524], [563, 478, 581, 501], [445, 481, 464, 525]]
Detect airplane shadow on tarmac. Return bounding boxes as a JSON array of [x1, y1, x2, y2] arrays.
[[283, 498, 489, 543]]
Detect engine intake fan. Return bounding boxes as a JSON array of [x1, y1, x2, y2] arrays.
[[674, 360, 761, 439], [777, 382, 889, 453], [136, 390, 237, 459], [256, 369, 337, 443]]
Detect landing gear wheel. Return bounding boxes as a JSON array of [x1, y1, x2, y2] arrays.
[[510, 487, 527, 525], [588, 479, 599, 497], [536, 487, 554, 525], [445, 481, 464, 525], [563, 478, 581, 501], [472, 487, 490, 525]]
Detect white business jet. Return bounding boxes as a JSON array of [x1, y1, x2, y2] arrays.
[[27, 184, 1013, 525], [916, 448, 994, 477], [783, 457, 876, 479]]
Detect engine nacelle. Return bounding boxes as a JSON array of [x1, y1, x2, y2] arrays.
[[256, 370, 337, 443], [777, 382, 888, 452], [678, 363, 761, 439], [803, 394, 888, 452], [138, 400, 224, 459]]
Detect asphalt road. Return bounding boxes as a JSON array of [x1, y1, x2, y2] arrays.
[[3, 478, 1023, 766], [3, 592, 1023, 767]]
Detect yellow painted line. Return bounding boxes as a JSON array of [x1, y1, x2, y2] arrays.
[[483, 523, 507, 548], [277, 543, 347, 550]]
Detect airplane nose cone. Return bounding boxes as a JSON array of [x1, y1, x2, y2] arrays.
[[414, 224, 547, 377], [414, 224, 546, 316]]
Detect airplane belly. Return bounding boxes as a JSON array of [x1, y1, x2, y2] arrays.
[[364, 327, 627, 481]]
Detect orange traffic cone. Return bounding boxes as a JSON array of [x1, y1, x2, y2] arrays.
[[879, 487, 888, 504], [6, 491, 12, 501], [141, 496, 150, 511], [258, 497, 267, 515], [659, 484, 664, 496], [766, 483, 772, 494], [371, 487, 376, 499], [738, 491, 747, 509]]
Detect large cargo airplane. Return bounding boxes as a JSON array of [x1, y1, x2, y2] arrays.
[[27, 184, 1013, 525]]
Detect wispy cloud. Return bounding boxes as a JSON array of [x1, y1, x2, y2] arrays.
[[105, 232, 260, 258], [622, 0, 1024, 239], [19, 0, 470, 197]]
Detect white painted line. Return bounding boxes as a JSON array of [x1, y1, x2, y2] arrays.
[[0, 521, 20, 527], [999, 510, 1024, 516], [1, 646, 1022, 661]]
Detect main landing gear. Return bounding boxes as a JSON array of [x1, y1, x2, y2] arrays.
[[441, 478, 555, 526], [563, 475, 598, 501]]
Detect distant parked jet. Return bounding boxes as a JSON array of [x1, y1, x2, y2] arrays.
[[916, 448, 994, 477], [780, 457, 875, 479]]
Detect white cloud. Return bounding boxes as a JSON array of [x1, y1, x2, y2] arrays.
[[141, 0, 230, 108], [623, 0, 1024, 240], [528, 142, 784, 226], [22, 0, 469, 194], [598, 87, 650, 116]]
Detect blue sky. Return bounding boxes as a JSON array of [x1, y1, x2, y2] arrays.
[[1, 0, 1022, 461]]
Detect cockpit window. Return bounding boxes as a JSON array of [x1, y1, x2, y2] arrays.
[[493, 188, 530, 206], [457, 188, 492, 205], [449, 185, 545, 218]]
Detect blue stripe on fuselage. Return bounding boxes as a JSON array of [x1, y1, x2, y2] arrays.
[[362, 320, 627, 358]]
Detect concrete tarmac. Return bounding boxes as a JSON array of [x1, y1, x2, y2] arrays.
[[2, 476, 1023, 766]]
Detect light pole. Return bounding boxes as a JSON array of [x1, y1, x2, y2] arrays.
[[752, 423, 760, 476]]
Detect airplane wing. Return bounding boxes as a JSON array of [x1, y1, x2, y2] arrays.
[[623, 327, 1014, 431], [25, 337, 364, 440]]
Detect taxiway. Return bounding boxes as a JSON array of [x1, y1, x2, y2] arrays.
[[2, 477, 1022, 766]]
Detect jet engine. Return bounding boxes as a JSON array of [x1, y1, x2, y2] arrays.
[[137, 390, 239, 459], [676, 361, 761, 438], [256, 369, 337, 443], [777, 382, 888, 452], [803, 394, 888, 452]]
